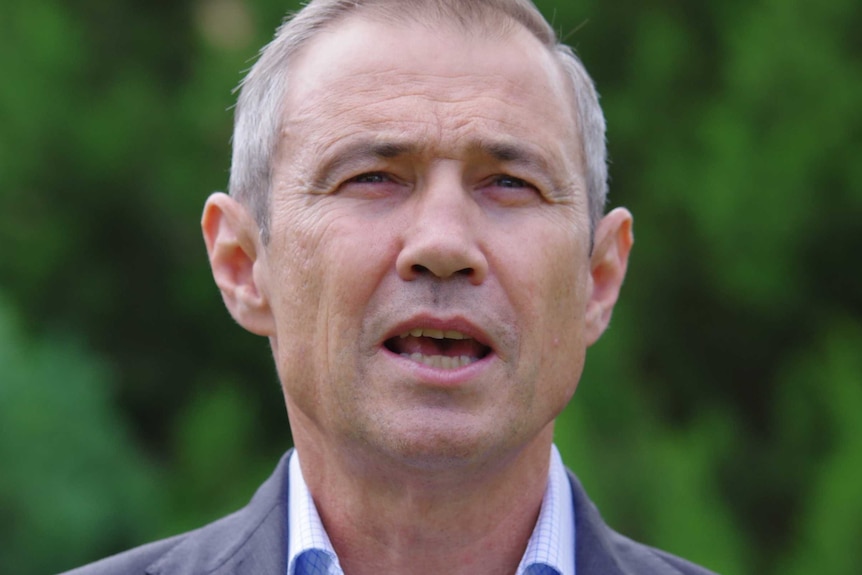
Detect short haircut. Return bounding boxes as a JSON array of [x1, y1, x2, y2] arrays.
[[229, 0, 608, 244]]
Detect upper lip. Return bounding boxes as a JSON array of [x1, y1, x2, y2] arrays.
[[382, 315, 494, 350]]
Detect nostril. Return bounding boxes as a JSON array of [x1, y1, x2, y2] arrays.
[[410, 264, 474, 278]]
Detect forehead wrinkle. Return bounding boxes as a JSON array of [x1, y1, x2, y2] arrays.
[[286, 42, 571, 136], [286, 89, 448, 138], [281, 98, 578, 191], [290, 48, 558, 120], [284, 103, 574, 178]]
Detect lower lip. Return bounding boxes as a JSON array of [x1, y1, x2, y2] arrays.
[[382, 348, 495, 387]]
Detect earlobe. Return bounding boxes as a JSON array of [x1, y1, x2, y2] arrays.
[[584, 207, 634, 346], [201, 192, 275, 336]]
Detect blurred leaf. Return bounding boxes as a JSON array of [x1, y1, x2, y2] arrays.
[[0, 296, 162, 574]]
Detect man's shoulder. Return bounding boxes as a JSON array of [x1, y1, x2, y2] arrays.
[[567, 469, 719, 575], [57, 503, 275, 575], [602, 528, 719, 575], [57, 452, 292, 575], [58, 534, 186, 575]]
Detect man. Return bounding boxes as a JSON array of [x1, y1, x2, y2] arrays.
[[63, 1, 716, 574]]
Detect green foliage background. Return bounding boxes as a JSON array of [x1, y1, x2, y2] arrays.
[[1, 0, 860, 573]]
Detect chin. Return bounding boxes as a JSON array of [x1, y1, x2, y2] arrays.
[[359, 417, 530, 474]]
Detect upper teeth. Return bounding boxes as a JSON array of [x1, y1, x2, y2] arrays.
[[400, 328, 469, 340]]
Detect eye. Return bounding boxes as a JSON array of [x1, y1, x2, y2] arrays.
[[481, 174, 541, 206], [338, 171, 406, 199], [493, 175, 532, 189], [347, 172, 391, 184]]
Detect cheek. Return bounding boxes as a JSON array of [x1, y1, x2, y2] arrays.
[[266, 209, 395, 362], [262, 209, 332, 378], [497, 222, 589, 327], [543, 250, 590, 359], [495, 223, 590, 384], [268, 202, 355, 307], [264, 225, 345, 426], [545, 252, 591, 397]]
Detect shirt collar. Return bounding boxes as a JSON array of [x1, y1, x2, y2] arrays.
[[287, 451, 342, 575], [515, 444, 576, 575], [287, 445, 575, 575]]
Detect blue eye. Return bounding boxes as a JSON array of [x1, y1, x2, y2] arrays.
[[480, 174, 543, 207], [494, 175, 530, 188], [349, 172, 390, 184], [338, 171, 408, 200]]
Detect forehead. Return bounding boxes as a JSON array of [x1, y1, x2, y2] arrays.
[[280, 15, 580, 170]]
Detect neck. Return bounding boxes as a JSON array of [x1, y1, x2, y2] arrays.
[[292, 425, 554, 575]]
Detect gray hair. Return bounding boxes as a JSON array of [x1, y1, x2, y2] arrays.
[[229, 0, 608, 244]]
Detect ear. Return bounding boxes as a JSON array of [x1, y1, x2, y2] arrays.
[[584, 207, 634, 346], [201, 192, 275, 336]]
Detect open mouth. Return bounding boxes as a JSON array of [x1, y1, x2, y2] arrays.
[[384, 328, 492, 369]]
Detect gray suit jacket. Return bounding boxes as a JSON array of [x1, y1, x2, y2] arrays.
[[60, 451, 718, 575]]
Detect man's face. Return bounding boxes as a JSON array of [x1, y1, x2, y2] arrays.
[[257, 16, 596, 469]]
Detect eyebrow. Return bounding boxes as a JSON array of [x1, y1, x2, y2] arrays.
[[473, 139, 572, 198], [475, 140, 553, 175], [308, 139, 418, 191]]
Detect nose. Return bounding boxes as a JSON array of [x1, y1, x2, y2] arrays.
[[395, 175, 488, 285]]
